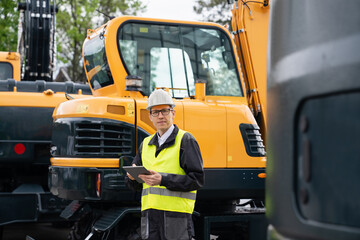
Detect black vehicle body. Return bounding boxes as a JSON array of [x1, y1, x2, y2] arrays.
[[266, 0, 360, 239]]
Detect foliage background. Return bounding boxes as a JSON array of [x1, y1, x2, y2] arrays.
[[0, 0, 19, 52], [194, 0, 232, 26]]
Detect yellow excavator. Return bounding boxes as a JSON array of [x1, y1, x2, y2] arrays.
[[48, 0, 270, 239]]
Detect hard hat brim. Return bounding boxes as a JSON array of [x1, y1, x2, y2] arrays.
[[146, 103, 175, 111]]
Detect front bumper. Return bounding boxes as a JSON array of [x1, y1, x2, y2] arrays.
[[49, 166, 139, 202]]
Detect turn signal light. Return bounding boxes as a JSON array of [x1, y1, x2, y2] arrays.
[[96, 173, 101, 197], [258, 173, 266, 178]]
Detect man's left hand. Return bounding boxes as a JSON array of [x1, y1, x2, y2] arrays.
[[139, 170, 162, 186]]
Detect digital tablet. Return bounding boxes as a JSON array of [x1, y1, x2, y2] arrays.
[[123, 166, 151, 183]]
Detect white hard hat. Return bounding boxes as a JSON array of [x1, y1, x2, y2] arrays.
[[146, 89, 175, 110]]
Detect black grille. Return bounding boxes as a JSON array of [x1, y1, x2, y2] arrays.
[[239, 124, 266, 157], [74, 122, 132, 157]]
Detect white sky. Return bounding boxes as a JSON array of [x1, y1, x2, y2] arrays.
[[138, 0, 201, 21]]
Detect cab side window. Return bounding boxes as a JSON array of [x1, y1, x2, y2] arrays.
[[150, 48, 195, 98], [0, 62, 13, 80]]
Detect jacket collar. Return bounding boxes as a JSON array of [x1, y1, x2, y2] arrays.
[[148, 124, 179, 148]]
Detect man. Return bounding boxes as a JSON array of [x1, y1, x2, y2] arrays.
[[126, 89, 204, 240]]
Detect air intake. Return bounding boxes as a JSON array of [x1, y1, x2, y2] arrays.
[[74, 121, 132, 157], [239, 124, 266, 157]]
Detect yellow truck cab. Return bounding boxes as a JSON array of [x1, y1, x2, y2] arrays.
[[49, 2, 270, 238]]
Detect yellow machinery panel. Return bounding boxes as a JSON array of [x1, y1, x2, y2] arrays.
[[182, 98, 227, 168], [232, 1, 270, 139], [53, 96, 135, 125], [225, 101, 266, 168]]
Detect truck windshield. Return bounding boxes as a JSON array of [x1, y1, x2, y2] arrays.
[[118, 22, 243, 98], [0, 62, 13, 80], [83, 35, 114, 90]]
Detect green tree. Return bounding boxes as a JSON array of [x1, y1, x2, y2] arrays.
[[0, 0, 19, 51], [193, 0, 232, 26], [56, 0, 145, 83]]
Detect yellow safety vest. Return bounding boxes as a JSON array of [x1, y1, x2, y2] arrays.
[[141, 129, 196, 214]]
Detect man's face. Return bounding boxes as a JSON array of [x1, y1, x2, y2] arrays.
[[149, 104, 175, 134]]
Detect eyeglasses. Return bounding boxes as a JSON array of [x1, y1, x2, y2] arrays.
[[150, 108, 173, 117]]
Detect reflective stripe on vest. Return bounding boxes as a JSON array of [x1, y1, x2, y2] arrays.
[[142, 187, 197, 201], [141, 129, 196, 214]]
